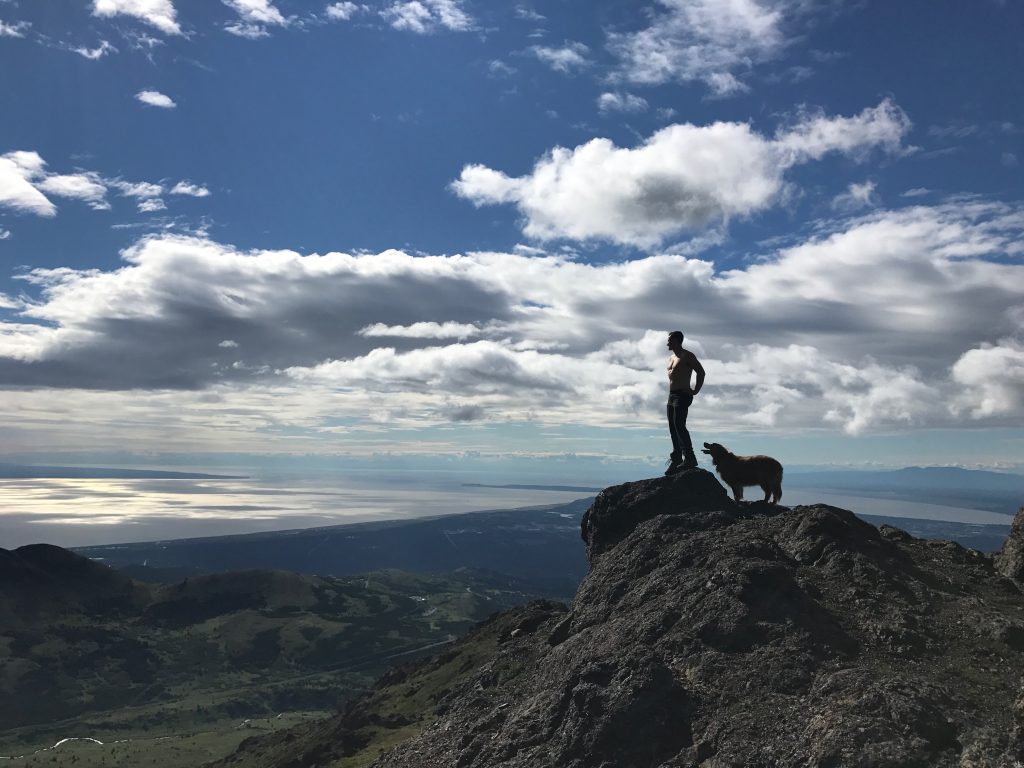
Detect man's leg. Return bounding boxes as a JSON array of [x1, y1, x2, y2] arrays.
[[675, 394, 697, 468], [667, 394, 696, 473], [666, 400, 682, 469]]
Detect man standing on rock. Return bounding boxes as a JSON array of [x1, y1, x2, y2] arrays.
[[666, 330, 705, 474]]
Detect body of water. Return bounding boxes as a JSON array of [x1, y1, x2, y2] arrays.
[[782, 488, 1014, 526], [1, 472, 1014, 550], [0, 471, 592, 549]]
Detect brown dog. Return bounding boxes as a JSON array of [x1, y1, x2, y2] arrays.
[[701, 442, 783, 504]]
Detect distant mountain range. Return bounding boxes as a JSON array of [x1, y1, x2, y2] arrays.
[[789, 465, 1024, 491], [786, 466, 1024, 514]]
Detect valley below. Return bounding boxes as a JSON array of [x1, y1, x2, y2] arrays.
[[0, 560, 555, 767], [1, 467, 1021, 767]]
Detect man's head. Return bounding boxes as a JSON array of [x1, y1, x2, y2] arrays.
[[667, 330, 684, 353]]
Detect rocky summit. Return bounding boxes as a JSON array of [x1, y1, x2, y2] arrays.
[[222, 469, 1024, 767]]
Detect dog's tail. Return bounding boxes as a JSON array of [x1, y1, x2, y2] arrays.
[[773, 465, 784, 504]]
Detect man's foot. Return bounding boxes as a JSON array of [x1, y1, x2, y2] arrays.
[[666, 460, 697, 475]]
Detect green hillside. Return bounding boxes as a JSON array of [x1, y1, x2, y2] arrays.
[[0, 544, 555, 767], [208, 601, 566, 768]]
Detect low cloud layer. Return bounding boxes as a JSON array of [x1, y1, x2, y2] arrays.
[[452, 100, 910, 248], [0, 201, 1021, 445]]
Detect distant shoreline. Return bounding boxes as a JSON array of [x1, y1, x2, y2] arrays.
[[0, 464, 244, 480], [462, 483, 602, 493]]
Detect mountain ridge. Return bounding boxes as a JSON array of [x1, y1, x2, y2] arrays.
[[218, 469, 1024, 767]]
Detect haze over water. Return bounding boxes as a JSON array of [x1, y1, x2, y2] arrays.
[[0, 471, 591, 549], [781, 489, 1014, 527], [0, 470, 1012, 550]]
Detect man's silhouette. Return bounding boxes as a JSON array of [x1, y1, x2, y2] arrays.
[[665, 330, 705, 474]]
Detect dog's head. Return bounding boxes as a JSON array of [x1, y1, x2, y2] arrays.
[[701, 442, 728, 459]]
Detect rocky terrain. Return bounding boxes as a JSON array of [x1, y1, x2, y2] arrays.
[[220, 468, 1024, 767]]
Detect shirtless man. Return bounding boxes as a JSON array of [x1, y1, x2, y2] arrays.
[[666, 330, 705, 474]]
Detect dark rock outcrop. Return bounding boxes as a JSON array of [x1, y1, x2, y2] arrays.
[[224, 472, 1024, 767], [996, 506, 1024, 582], [581, 469, 731, 564]]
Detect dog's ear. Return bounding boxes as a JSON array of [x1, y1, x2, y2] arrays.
[[703, 442, 711, 448]]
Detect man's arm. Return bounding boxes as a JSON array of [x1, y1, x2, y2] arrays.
[[690, 353, 705, 395]]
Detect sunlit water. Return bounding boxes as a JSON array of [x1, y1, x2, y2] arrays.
[[0, 473, 1012, 550], [0, 472, 593, 548]]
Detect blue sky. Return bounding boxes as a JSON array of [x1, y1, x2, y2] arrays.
[[0, 0, 1022, 477]]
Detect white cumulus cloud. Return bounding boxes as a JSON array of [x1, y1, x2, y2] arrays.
[[530, 42, 591, 73], [452, 100, 910, 248], [0, 201, 1020, 444], [225, 0, 286, 24], [0, 152, 210, 219], [597, 92, 649, 114], [114, 180, 164, 198], [773, 101, 910, 162], [325, 2, 362, 20], [831, 180, 878, 212], [92, 0, 181, 35], [0, 151, 56, 217], [138, 198, 167, 212], [952, 341, 1024, 418], [37, 173, 110, 210], [73, 40, 117, 59], [488, 60, 517, 78], [103, 179, 164, 210], [607, 0, 799, 96], [382, 0, 472, 33], [223, 0, 288, 37], [358, 322, 484, 340], [0, 20, 31, 37], [135, 89, 176, 108], [514, 5, 545, 21], [171, 181, 211, 197]]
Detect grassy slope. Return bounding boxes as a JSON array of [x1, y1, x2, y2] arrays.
[[0, 568, 552, 767], [208, 600, 567, 768]]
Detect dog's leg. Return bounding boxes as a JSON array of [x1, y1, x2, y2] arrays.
[[731, 485, 743, 502], [761, 485, 770, 502], [773, 481, 783, 504]]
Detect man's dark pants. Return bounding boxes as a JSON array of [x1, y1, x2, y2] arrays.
[[667, 392, 695, 466]]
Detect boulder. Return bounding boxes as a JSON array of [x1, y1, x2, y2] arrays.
[[996, 506, 1024, 582]]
